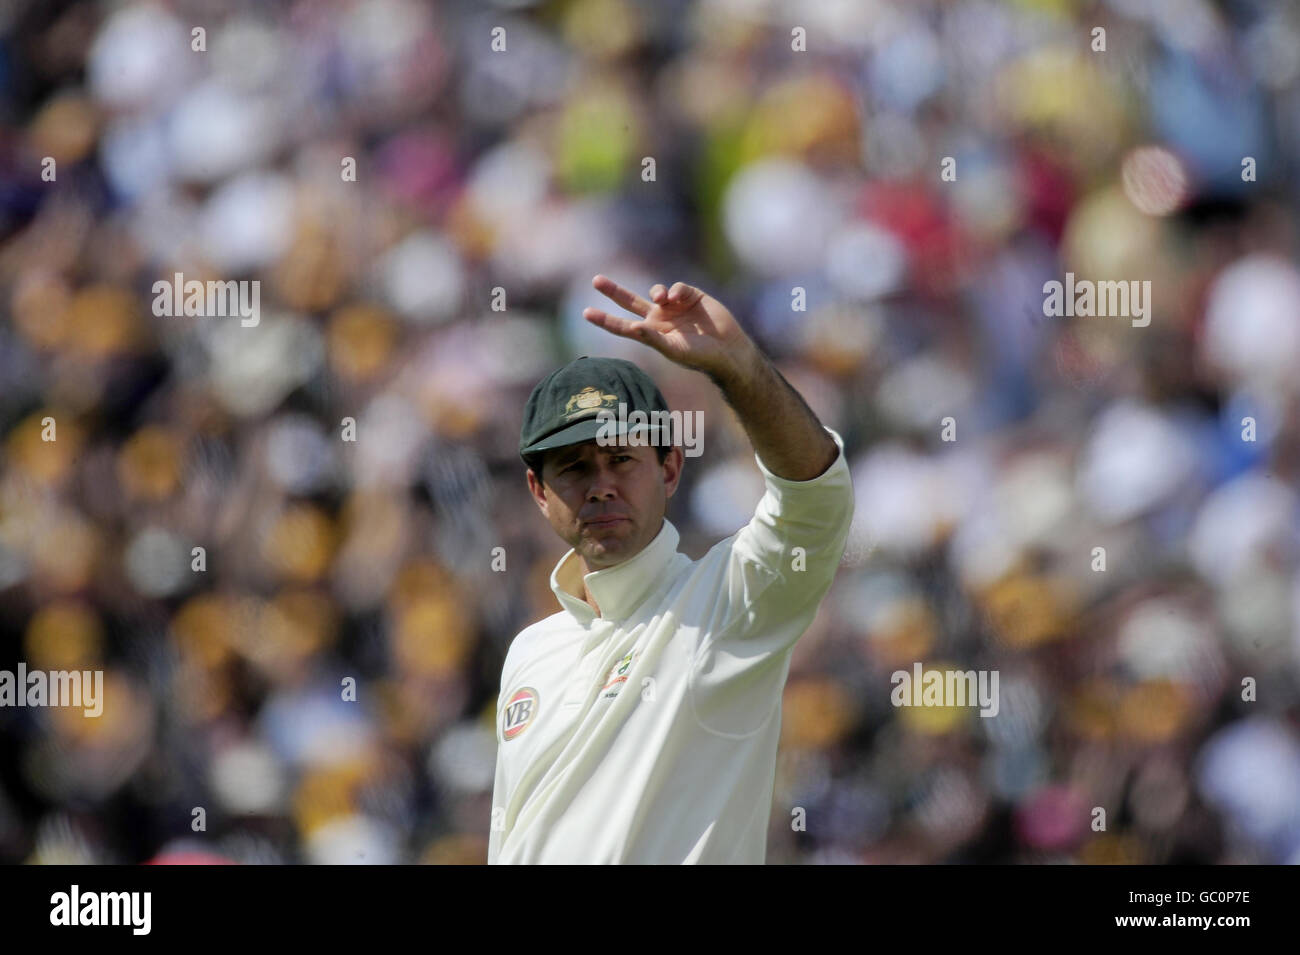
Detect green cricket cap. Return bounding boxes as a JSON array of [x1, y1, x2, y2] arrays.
[[519, 356, 670, 467]]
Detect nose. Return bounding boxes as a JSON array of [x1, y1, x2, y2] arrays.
[[584, 460, 618, 502]]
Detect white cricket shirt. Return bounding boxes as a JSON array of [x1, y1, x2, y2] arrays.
[[488, 427, 854, 864]]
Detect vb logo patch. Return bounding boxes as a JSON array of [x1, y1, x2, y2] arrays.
[[502, 687, 540, 741]]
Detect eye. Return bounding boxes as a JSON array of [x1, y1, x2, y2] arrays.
[[613, 454, 632, 463]]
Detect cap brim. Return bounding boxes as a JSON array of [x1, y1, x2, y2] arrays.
[[521, 416, 667, 456]]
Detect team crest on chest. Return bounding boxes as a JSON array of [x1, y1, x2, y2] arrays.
[[601, 650, 640, 699], [502, 686, 540, 740]]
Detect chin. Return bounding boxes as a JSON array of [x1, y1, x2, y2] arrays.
[[586, 535, 626, 554], [582, 528, 633, 558]]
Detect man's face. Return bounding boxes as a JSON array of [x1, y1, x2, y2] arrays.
[[527, 440, 684, 570]]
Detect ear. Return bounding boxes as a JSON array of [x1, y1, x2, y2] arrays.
[[661, 445, 685, 499], [526, 467, 549, 515]]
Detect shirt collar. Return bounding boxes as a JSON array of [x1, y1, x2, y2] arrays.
[[550, 518, 680, 625]]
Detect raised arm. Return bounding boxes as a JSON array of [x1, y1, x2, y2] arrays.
[[582, 275, 838, 480]]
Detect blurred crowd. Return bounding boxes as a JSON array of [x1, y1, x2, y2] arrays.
[[2, 0, 1300, 865]]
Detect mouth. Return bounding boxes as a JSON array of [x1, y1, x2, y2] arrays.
[[583, 516, 629, 528]]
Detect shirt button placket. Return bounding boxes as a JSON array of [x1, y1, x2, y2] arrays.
[[565, 620, 614, 707]]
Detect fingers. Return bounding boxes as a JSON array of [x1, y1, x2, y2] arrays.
[[652, 282, 698, 306], [583, 308, 669, 351], [591, 274, 652, 318], [590, 274, 702, 318], [667, 282, 700, 305]]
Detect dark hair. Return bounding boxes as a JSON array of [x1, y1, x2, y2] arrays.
[[526, 443, 671, 480]]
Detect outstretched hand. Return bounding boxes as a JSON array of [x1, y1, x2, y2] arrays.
[[582, 275, 756, 381]]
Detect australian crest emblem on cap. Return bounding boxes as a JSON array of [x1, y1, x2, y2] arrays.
[[564, 386, 620, 420]]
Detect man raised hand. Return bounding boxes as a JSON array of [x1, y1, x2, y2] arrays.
[[583, 275, 839, 482], [487, 272, 853, 865]]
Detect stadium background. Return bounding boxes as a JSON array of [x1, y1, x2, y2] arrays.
[[1, 0, 1299, 864]]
